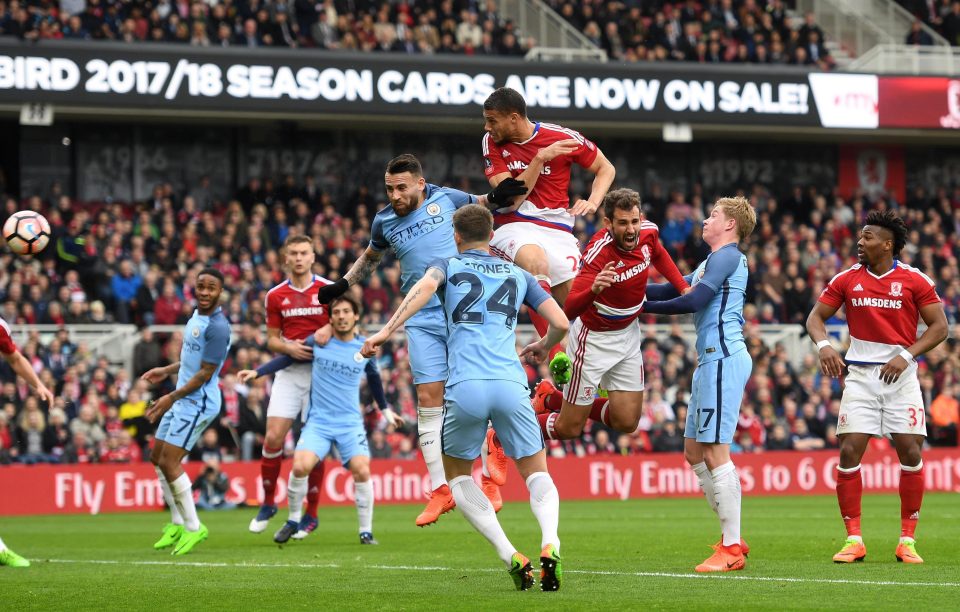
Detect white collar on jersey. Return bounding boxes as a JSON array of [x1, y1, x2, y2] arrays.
[[864, 260, 898, 280], [286, 275, 318, 293]]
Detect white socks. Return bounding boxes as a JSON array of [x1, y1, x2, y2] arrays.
[[287, 474, 308, 523], [711, 462, 742, 546], [355, 480, 374, 533], [450, 475, 516, 566], [155, 465, 184, 526], [0, 536, 6, 552], [526, 472, 560, 553], [692, 462, 719, 515], [170, 473, 200, 532], [418, 407, 447, 490]]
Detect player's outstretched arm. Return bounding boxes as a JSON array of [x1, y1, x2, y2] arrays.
[[642, 283, 714, 315], [570, 149, 616, 216], [477, 178, 528, 213], [805, 302, 845, 379], [361, 267, 443, 357], [317, 246, 386, 305], [2, 350, 54, 406], [237, 355, 296, 384], [646, 274, 696, 301], [266, 327, 313, 361], [520, 298, 569, 362], [146, 361, 219, 423], [879, 301, 949, 384], [651, 239, 691, 294]]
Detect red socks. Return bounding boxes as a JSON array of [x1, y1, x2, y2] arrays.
[[836, 466, 862, 537], [261, 446, 283, 505], [589, 398, 611, 427], [900, 463, 924, 539], [304, 461, 325, 519], [538, 412, 558, 440]]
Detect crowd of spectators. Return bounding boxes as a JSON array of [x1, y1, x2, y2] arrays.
[[902, 0, 960, 46], [0, 0, 836, 67], [548, 1, 833, 67], [1, 167, 959, 466]]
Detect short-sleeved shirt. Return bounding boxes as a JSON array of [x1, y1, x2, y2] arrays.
[[430, 249, 550, 386], [178, 307, 231, 410], [264, 275, 332, 341], [369, 183, 476, 311], [306, 335, 376, 432], [482, 122, 599, 232], [689, 244, 749, 364], [818, 261, 941, 365], [0, 316, 18, 355]]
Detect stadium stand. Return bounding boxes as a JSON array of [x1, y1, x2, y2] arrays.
[[0, 0, 835, 65], [1, 168, 958, 466]]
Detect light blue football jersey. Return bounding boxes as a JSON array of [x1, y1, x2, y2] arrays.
[[430, 249, 550, 387], [369, 183, 476, 311], [689, 244, 749, 364], [306, 335, 375, 431], [177, 307, 231, 410]]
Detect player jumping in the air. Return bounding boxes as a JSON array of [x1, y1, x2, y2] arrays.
[[143, 268, 231, 556], [317, 154, 528, 526], [362, 204, 568, 591], [806, 210, 947, 565], [643, 197, 756, 573], [532, 188, 689, 441], [249, 235, 334, 538], [481, 86, 616, 384], [239, 295, 400, 545], [0, 316, 55, 568]]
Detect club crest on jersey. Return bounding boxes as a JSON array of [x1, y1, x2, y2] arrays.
[[889, 282, 903, 297], [426, 203, 441, 217], [353, 352, 364, 363], [583, 387, 593, 397], [191, 327, 200, 338], [839, 414, 847, 427], [640, 245, 651, 260], [311, 294, 320, 305]]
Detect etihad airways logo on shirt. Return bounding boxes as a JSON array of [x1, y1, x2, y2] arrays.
[[850, 297, 902, 309]]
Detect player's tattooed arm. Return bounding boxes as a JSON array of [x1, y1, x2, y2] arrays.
[[361, 269, 442, 358], [344, 246, 384, 287]]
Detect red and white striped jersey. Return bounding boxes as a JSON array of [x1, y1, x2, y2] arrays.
[[265, 275, 332, 341], [0, 316, 17, 355], [482, 122, 599, 233], [564, 223, 688, 332], [818, 261, 941, 364]]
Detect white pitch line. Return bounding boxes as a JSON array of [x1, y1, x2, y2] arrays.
[[40, 559, 960, 588]]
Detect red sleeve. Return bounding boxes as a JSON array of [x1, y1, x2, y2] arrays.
[[482, 133, 509, 178], [563, 243, 603, 320], [265, 291, 281, 330], [913, 273, 942, 307], [651, 237, 689, 293], [0, 319, 17, 355], [571, 132, 599, 169], [818, 271, 847, 308]]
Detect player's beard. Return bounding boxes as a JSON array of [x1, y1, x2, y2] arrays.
[[392, 195, 419, 217], [617, 232, 638, 251]]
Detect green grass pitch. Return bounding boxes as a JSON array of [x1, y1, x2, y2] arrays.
[[3, 493, 959, 610]]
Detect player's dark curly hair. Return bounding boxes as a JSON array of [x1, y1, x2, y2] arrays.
[[865, 209, 908, 257], [386, 154, 422, 177], [603, 188, 640, 220], [483, 87, 527, 117]]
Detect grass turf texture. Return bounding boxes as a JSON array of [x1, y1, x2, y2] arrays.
[[3, 493, 959, 610]]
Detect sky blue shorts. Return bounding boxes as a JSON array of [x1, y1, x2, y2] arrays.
[[155, 398, 218, 451], [406, 307, 448, 386], [297, 423, 369, 467], [686, 348, 752, 444], [442, 379, 544, 461]]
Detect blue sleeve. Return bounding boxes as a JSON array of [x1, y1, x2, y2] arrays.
[[698, 248, 742, 292], [364, 360, 387, 411], [201, 321, 230, 365], [521, 270, 551, 310], [369, 215, 388, 251], [304, 336, 316, 348], [643, 282, 714, 315], [256, 355, 294, 377], [646, 275, 694, 300], [426, 258, 451, 287], [439, 187, 477, 209]]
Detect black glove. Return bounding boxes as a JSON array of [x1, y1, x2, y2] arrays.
[[318, 278, 349, 304], [485, 178, 528, 207]]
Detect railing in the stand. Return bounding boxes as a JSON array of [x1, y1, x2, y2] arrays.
[[848, 43, 960, 74], [499, 0, 607, 61]]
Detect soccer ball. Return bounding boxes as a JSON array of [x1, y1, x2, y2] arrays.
[[3, 210, 51, 255]]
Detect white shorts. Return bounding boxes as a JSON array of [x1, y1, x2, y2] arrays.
[[838, 364, 926, 436], [266, 362, 312, 421], [490, 222, 581, 286], [564, 318, 645, 406]]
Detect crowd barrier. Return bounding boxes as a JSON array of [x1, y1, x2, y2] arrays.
[[2, 448, 958, 516]]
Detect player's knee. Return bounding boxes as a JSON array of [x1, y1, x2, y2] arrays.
[[291, 459, 312, 477], [352, 465, 371, 482], [608, 411, 640, 434], [683, 446, 701, 466]]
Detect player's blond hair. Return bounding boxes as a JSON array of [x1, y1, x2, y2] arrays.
[[715, 196, 756, 242]]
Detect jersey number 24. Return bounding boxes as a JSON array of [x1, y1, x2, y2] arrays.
[[450, 273, 518, 328]]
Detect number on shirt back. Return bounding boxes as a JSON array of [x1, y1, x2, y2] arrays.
[[450, 272, 518, 327]]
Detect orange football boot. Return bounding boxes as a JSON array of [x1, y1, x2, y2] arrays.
[[415, 484, 456, 527], [713, 537, 751, 557], [695, 543, 746, 573], [895, 540, 923, 564], [532, 379, 559, 415], [833, 538, 867, 563], [481, 475, 503, 513], [485, 428, 508, 486]]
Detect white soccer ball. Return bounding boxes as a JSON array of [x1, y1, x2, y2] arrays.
[[3, 210, 52, 256]]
